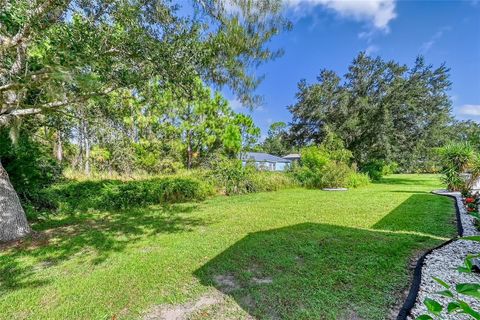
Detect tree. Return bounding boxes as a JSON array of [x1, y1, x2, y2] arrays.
[[0, 0, 289, 241], [262, 121, 291, 155], [450, 120, 480, 151], [289, 53, 453, 171]]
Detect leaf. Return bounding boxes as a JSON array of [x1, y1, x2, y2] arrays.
[[463, 236, 480, 242], [433, 277, 451, 289], [424, 298, 443, 315], [456, 283, 480, 299], [458, 266, 472, 273], [458, 300, 480, 320], [447, 301, 461, 313], [416, 315, 433, 320], [436, 290, 454, 298]]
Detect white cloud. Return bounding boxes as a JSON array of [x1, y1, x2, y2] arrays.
[[420, 26, 451, 54], [222, 0, 397, 30], [285, 0, 397, 30], [228, 98, 244, 111], [228, 98, 264, 112], [365, 44, 379, 55], [459, 104, 480, 116]]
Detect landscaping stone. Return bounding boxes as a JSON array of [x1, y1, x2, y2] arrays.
[[407, 191, 480, 320], [321, 188, 348, 191]]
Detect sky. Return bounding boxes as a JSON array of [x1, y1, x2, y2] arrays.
[[226, 0, 480, 139]]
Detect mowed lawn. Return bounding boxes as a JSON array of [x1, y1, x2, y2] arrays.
[[0, 174, 456, 320]]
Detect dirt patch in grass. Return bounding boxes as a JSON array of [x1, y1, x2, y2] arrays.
[[213, 274, 240, 292], [251, 277, 272, 284], [143, 290, 255, 320], [143, 291, 224, 320]]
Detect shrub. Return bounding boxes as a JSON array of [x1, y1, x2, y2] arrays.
[[47, 177, 215, 211], [212, 159, 296, 195], [247, 171, 297, 192], [318, 162, 351, 188], [299, 146, 330, 171], [292, 137, 367, 189], [212, 159, 253, 195], [438, 142, 475, 172], [347, 172, 371, 188], [437, 142, 477, 191], [361, 160, 397, 181]]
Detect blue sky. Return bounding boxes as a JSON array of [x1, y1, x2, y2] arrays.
[[227, 0, 480, 139]]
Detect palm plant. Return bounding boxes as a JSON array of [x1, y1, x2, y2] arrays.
[[438, 142, 475, 191]]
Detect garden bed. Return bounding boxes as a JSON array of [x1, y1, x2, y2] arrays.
[[405, 191, 480, 320]]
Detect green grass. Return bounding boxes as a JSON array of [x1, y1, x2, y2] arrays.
[[0, 174, 456, 319]]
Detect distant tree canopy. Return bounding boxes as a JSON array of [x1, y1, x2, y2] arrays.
[[288, 53, 453, 172], [261, 121, 292, 156], [450, 120, 480, 151]]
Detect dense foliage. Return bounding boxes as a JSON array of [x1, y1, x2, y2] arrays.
[[212, 159, 296, 195], [0, 123, 62, 211], [290, 131, 370, 188], [47, 176, 215, 211], [288, 53, 453, 173]]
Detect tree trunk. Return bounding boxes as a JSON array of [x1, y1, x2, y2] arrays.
[[56, 130, 63, 162], [84, 121, 91, 175], [0, 160, 31, 242], [187, 130, 192, 170]]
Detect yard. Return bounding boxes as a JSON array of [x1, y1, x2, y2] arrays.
[[0, 174, 456, 319]]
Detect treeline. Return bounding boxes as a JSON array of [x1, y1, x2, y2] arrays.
[[261, 53, 480, 175], [8, 80, 259, 175]]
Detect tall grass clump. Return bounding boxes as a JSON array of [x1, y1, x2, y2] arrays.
[[211, 159, 296, 195]]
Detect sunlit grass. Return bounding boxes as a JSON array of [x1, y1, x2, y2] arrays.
[[0, 174, 455, 319]]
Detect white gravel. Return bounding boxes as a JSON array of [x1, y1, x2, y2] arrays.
[[407, 191, 480, 319]]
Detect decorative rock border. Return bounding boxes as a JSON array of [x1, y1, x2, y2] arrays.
[[397, 190, 480, 320]]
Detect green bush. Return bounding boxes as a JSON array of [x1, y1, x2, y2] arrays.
[[212, 159, 252, 195], [291, 137, 367, 189], [347, 172, 371, 188], [318, 162, 351, 188], [212, 159, 296, 195], [361, 160, 397, 181], [47, 177, 215, 211], [247, 171, 297, 192]]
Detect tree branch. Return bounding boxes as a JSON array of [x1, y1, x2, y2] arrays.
[[0, 86, 117, 127], [0, 0, 61, 50]]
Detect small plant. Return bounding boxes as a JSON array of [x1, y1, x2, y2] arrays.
[[462, 192, 480, 229]]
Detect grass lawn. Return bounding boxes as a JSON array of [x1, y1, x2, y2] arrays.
[[0, 174, 456, 320]]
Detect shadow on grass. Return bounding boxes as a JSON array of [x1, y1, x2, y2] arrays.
[[372, 193, 455, 238], [0, 203, 207, 295], [376, 176, 439, 186], [194, 222, 437, 320]]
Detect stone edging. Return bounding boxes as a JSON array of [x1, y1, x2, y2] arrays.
[[396, 190, 477, 320]]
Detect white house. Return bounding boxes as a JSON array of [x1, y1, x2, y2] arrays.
[[240, 152, 291, 171]]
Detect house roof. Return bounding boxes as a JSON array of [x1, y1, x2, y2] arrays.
[[240, 152, 291, 163], [283, 153, 301, 159]]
